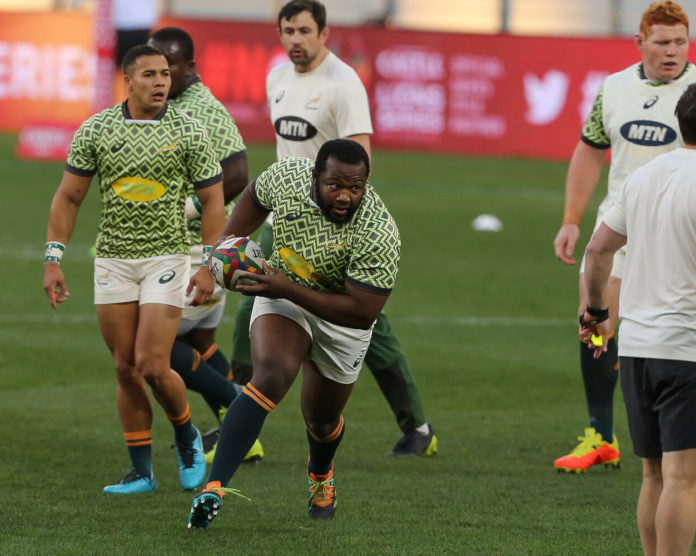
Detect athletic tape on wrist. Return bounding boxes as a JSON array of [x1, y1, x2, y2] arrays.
[[202, 245, 213, 266], [44, 241, 65, 264]]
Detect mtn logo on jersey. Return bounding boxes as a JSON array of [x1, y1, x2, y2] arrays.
[[620, 120, 677, 146], [274, 117, 318, 142], [112, 177, 166, 202]]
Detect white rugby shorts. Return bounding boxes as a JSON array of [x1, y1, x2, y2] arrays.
[[250, 296, 374, 385], [94, 254, 190, 307]]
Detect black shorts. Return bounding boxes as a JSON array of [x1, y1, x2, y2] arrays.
[[620, 356, 696, 458]]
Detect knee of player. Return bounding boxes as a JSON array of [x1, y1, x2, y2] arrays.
[[304, 418, 340, 441], [112, 357, 138, 384], [137, 357, 172, 384], [248, 363, 297, 402]]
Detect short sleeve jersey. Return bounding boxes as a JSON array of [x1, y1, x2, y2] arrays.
[[602, 148, 696, 363], [581, 62, 696, 215], [266, 52, 373, 160], [252, 157, 400, 295], [168, 78, 247, 244], [66, 102, 222, 259]]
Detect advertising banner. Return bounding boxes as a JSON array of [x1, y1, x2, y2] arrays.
[[2, 11, 690, 159], [158, 17, 646, 159]]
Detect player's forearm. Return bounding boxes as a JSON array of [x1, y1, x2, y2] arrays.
[[222, 186, 269, 238], [222, 155, 249, 204], [197, 183, 226, 245], [46, 194, 80, 244], [583, 227, 623, 308], [563, 141, 606, 224], [282, 283, 384, 329]]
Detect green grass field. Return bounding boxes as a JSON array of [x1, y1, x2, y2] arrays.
[[0, 132, 642, 555]]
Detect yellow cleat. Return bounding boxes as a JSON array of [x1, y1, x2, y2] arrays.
[[554, 428, 620, 473], [204, 438, 264, 465]]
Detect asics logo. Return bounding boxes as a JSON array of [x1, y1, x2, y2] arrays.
[[643, 95, 658, 109], [159, 270, 176, 284]]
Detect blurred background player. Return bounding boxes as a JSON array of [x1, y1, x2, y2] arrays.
[[189, 139, 400, 528], [580, 82, 696, 556], [147, 27, 263, 464], [230, 0, 437, 457], [43, 44, 225, 493], [552, 0, 695, 472], [113, 0, 161, 68]]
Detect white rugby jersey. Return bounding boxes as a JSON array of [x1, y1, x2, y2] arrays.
[[582, 62, 696, 216], [266, 51, 373, 160]]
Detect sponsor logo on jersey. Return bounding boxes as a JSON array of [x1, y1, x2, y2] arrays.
[[643, 95, 659, 109], [274, 117, 318, 141], [620, 120, 677, 146], [285, 212, 301, 221], [158, 270, 176, 284], [111, 139, 126, 153], [279, 247, 323, 283], [112, 177, 166, 202]]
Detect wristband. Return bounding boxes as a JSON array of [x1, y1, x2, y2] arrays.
[[563, 210, 581, 225], [184, 195, 203, 220], [579, 305, 609, 326], [202, 245, 213, 266], [44, 241, 65, 264]]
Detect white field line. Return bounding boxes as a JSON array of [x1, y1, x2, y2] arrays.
[[0, 313, 571, 327]]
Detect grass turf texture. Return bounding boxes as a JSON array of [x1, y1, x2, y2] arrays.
[[0, 132, 641, 554]]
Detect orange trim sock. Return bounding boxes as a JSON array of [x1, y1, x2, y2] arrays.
[[307, 416, 345, 476], [207, 384, 274, 487], [167, 403, 197, 444], [124, 430, 153, 477]]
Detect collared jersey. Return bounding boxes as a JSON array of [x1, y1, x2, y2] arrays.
[[581, 62, 696, 215], [66, 102, 222, 259], [252, 157, 399, 295], [168, 78, 247, 244], [266, 51, 373, 160], [603, 148, 696, 363]]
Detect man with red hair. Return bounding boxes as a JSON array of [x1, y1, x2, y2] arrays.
[[553, 0, 696, 473]]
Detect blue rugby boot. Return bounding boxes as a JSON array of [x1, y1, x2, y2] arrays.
[[103, 469, 156, 494], [174, 427, 206, 490]]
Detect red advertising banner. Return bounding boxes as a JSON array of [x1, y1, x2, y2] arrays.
[[160, 17, 647, 159], [2, 11, 692, 160]]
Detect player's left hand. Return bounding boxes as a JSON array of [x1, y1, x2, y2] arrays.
[[234, 261, 290, 298], [188, 265, 216, 306]]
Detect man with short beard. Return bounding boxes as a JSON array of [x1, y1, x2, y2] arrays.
[[188, 139, 400, 528]]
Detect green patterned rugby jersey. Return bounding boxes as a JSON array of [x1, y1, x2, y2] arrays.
[[66, 102, 222, 259], [169, 79, 247, 244], [252, 157, 400, 295]]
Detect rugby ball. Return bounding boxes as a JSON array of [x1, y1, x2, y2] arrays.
[[210, 236, 266, 290]]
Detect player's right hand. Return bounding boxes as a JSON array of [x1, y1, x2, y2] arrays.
[[553, 223, 580, 265], [43, 263, 70, 309]]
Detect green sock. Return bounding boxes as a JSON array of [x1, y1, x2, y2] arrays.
[[580, 336, 618, 443]]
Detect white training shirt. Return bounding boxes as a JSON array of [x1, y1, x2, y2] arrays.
[[602, 147, 696, 362], [266, 51, 373, 161]]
